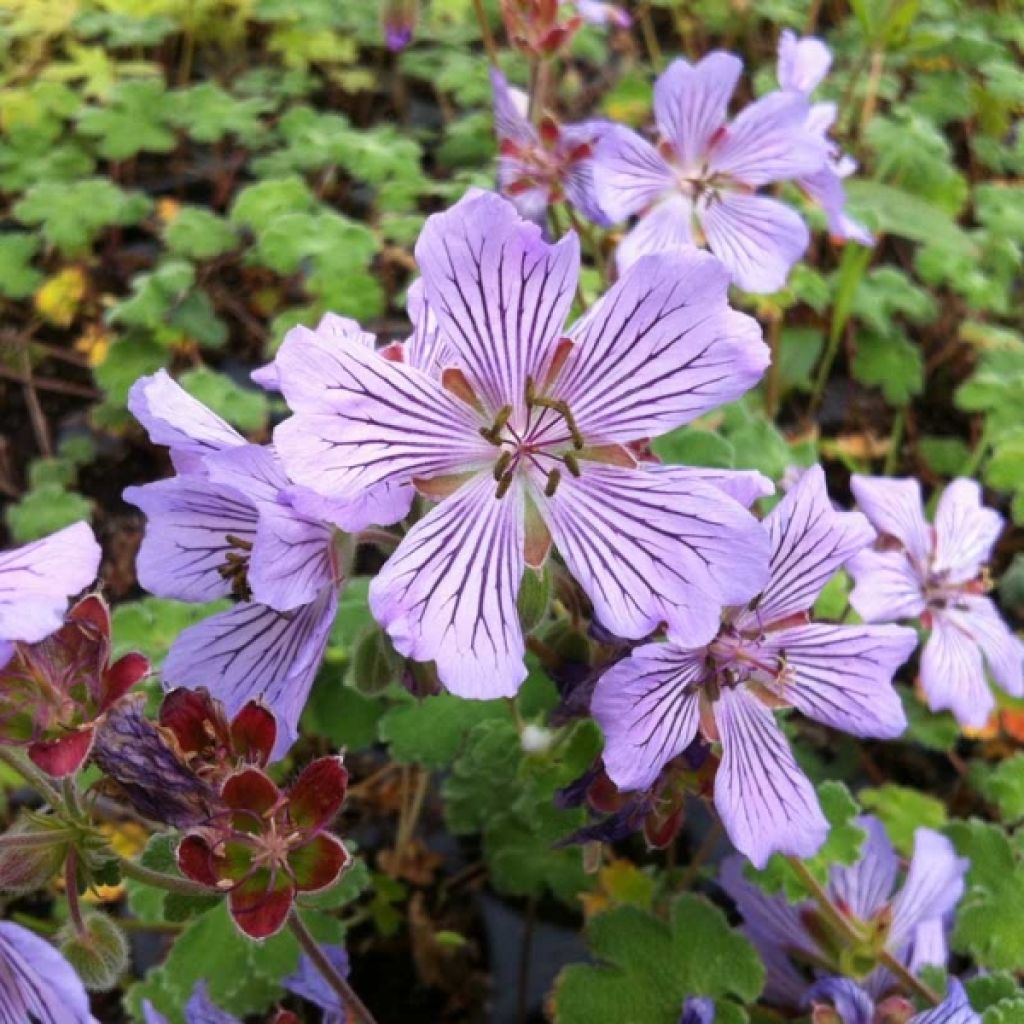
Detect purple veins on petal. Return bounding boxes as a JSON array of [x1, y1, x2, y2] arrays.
[[850, 474, 1023, 727]]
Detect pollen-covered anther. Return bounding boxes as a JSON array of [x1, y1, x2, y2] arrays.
[[544, 468, 562, 497], [562, 451, 581, 478], [217, 534, 254, 602]]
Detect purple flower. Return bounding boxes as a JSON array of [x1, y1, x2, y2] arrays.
[[721, 816, 968, 1007], [776, 30, 873, 246], [679, 996, 717, 1024], [592, 466, 917, 866], [0, 920, 97, 1023], [491, 68, 610, 227], [382, 0, 417, 52], [274, 189, 772, 698], [575, 0, 631, 29], [0, 521, 101, 670], [806, 977, 979, 1024], [124, 370, 353, 758], [848, 476, 1023, 728], [592, 52, 828, 291], [284, 945, 350, 1023]]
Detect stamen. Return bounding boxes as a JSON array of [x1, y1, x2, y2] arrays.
[[524, 377, 584, 450], [562, 451, 581, 478], [493, 451, 513, 481], [225, 535, 253, 552], [544, 469, 561, 497], [479, 404, 513, 445], [495, 471, 514, 499]]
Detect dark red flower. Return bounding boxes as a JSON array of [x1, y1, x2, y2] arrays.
[[0, 595, 149, 777], [178, 757, 351, 939], [500, 0, 582, 55]]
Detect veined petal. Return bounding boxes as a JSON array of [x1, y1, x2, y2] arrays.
[[538, 465, 769, 647], [415, 189, 579, 414], [128, 369, 244, 473], [828, 815, 899, 921], [698, 192, 810, 294], [249, 500, 338, 613], [557, 250, 768, 443], [404, 278, 452, 379], [653, 53, 743, 170], [0, 522, 101, 648], [709, 91, 827, 185], [286, 481, 415, 533], [203, 443, 289, 510], [0, 921, 95, 1024], [719, 856, 816, 1007], [650, 465, 774, 508], [592, 124, 675, 221], [799, 164, 874, 246], [889, 828, 967, 954], [369, 473, 526, 698], [613, 194, 694, 273], [591, 641, 703, 790], [762, 623, 913, 737], [847, 549, 926, 623], [561, 121, 614, 227], [803, 978, 875, 1024], [490, 68, 536, 148], [912, 979, 979, 1024], [956, 595, 1024, 699], [932, 478, 1003, 583], [850, 476, 932, 567], [163, 589, 338, 761], [184, 981, 241, 1024], [740, 464, 875, 626], [713, 685, 828, 868], [123, 477, 257, 603], [777, 30, 832, 94], [273, 333, 491, 500], [919, 610, 994, 728]]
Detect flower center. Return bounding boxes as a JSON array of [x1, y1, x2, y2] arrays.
[[479, 376, 585, 498]]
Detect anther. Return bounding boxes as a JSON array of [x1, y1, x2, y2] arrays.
[[479, 404, 513, 445], [495, 472, 514, 500], [562, 451, 581, 478], [493, 451, 513, 481], [524, 379, 585, 450], [544, 469, 561, 497]]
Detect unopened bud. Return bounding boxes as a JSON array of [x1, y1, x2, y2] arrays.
[[349, 627, 402, 695], [60, 913, 128, 991], [0, 816, 68, 894], [517, 565, 552, 633]]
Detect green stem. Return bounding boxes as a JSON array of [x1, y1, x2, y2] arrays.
[[0, 746, 63, 808], [785, 856, 863, 946], [288, 910, 379, 1024], [117, 856, 212, 897], [884, 408, 906, 475], [471, 0, 499, 65], [65, 847, 87, 937], [0, 828, 76, 849], [878, 949, 941, 1006]]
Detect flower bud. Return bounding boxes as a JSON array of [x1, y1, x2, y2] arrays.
[[0, 815, 68, 894], [521, 723, 554, 754], [517, 565, 552, 633], [349, 627, 402, 696], [59, 913, 128, 991]]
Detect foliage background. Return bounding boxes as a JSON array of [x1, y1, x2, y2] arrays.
[[0, 0, 1022, 1021]]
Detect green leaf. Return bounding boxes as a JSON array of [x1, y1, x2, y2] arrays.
[[14, 178, 151, 257], [554, 895, 764, 1024], [302, 673, 384, 751], [178, 368, 268, 432], [967, 973, 1022, 1012], [918, 436, 970, 476], [852, 331, 923, 406], [860, 784, 948, 854], [948, 819, 1024, 970], [111, 597, 229, 666], [76, 79, 176, 159], [0, 233, 43, 299], [845, 180, 975, 254], [378, 694, 506, 769], [974, 755, 1024, 824], [167, 83, 269, 144], [651, 428, 735, 468], [5, 484, 92, 543], [164, 207, 239, 261], [902, 690, 960, 752], [229, 175, 319, 231]]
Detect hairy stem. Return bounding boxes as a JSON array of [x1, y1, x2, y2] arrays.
[[65, 847, 86, 937], [785, 856, 863, 946], [117, 856, 212, 897], [288, 910, 379, 1024], [0, 746, 63, 809]]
